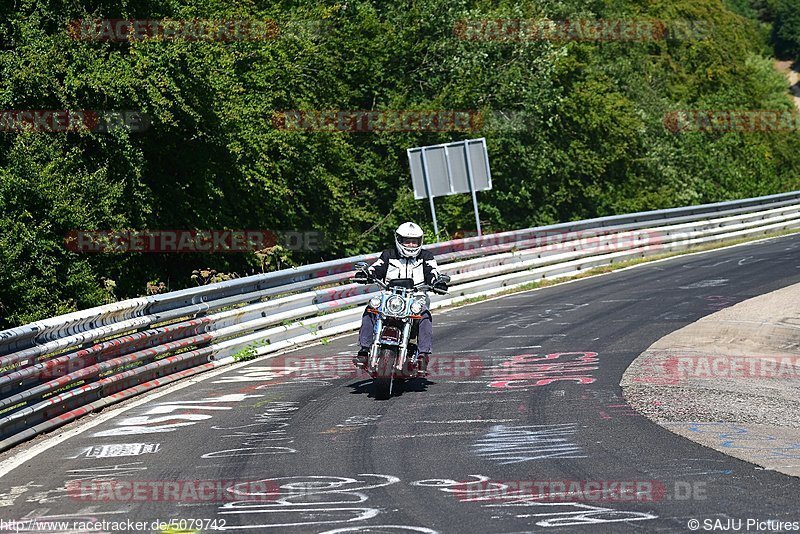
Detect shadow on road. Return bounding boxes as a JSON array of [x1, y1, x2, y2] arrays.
[[347, 378, 432, 399]]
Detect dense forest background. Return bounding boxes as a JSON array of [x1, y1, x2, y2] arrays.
[[1, 0, 799, 328]]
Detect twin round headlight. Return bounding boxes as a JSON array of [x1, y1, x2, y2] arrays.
[[386, 296, 406, 315], [369, 295, 425, 315]]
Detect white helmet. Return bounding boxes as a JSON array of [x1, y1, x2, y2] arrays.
[[395, 222, 424, 258]]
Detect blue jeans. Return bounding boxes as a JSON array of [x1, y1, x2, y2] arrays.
[[358, 307, 433, 353]]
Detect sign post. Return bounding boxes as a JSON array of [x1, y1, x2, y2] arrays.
[[407, 138, 492, 242], [419, 147, 440, 239], [462, 141, 482, 237]]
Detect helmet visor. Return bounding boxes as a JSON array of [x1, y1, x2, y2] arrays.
[[399, 236, 422, 248]]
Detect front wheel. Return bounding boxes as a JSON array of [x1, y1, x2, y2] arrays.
[[374, 346, 398, 399]]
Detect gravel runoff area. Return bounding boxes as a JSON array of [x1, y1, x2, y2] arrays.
[[621, 282, 800, 476]]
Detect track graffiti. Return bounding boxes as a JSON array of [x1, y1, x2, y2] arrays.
[[472, 424, 586, 464], [91, 394, 262, 437], [488, 352, 599, 388], [318, 528, 438, 533], [578, 391, 639, 421], [18, 462, 149, 506], [203, 401, 299, 458], [495, 303, 589, 330], [68, 443, 161, 459], [337, 415, 382, 428], [216, 474, 400, 530], [212, 366, 297, 384], [411, 476, 657, 527]]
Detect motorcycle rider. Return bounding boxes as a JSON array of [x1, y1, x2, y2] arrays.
[[352, 222, 444, 377]]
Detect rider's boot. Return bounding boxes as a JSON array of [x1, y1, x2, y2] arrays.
[[417, 352, 430, 378], [352, 347, 369, 368]]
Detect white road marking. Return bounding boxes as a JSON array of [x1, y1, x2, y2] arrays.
[[679, 279, 728, 289], [423, 391, 523, 396], [442, 347, 541, 353], [415, 419, 516, 424], [319, 527, 438, 534], [703, 259, 734, 268], [473, 334, 567, 338], [371, 431, 481, 439], [434, 381, 488, 384], [447, 399, 524, 405]]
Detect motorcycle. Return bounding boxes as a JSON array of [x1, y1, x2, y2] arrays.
[[352, 261, 450, 398]]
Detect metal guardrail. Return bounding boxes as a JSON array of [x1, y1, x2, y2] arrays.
[[1, 191, 800, 451], [4, 189, 800, 358]]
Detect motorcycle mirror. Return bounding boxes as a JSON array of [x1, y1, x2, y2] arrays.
[[353, 261, 368, 271]]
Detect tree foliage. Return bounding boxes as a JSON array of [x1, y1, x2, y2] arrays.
[[1, 0, 799, 327]]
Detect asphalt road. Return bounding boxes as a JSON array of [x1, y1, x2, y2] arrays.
[[3, 235, 800, 534]]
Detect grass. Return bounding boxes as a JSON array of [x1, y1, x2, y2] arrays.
[[231, 339, 271, 362]]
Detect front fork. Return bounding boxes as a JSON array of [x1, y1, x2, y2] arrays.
[[395, 321, 413, 373], [368, 316, 383, 371], [368, 316, 413, 374]]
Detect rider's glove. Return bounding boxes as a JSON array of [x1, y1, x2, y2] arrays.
[[354, 267, 376, 284], [432, 275, 448, 291]]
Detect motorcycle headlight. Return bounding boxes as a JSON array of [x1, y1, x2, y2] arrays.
[[386, 296, 406, 315], [369, 296, 382, 309], [410, 300, 424, 314]]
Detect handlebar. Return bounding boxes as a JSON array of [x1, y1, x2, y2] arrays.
[[417, 283, 448, 295], [349, 273, 387, 289], [350, 268, 448, 294]]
